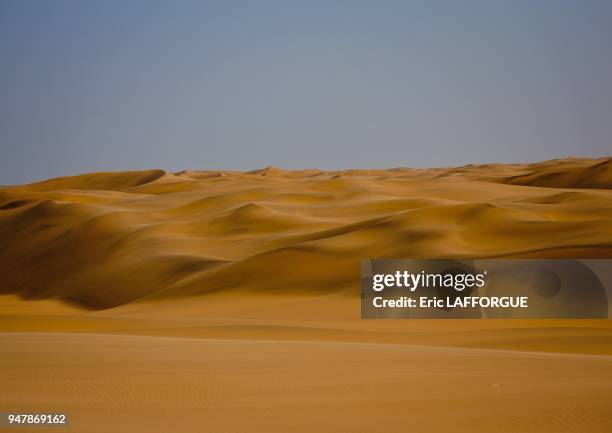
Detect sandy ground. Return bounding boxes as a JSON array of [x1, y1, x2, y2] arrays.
[[1, 158, 612, 432], [2, 332, 612, 433], [1, 294, 612, 433]]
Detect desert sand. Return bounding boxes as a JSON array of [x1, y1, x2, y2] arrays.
[[1, 157, 612, 432]]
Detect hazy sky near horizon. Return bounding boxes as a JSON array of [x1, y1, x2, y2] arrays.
[[1, 0, 611, 184]]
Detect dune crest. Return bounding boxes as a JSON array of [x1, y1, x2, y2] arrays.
[[17, 169, 167, 192]]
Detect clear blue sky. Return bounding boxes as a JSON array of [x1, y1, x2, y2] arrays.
[[1, 0, 611, 184]]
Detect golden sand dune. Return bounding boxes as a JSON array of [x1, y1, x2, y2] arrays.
[[1, 158, 611, 308], [12, 169, 168, 192], [504, 158, 612, 189], [1, 158, 612, 433]]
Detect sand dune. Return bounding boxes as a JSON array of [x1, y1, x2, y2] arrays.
[[504, 158, 612, 189], [14, 169, 168, 192], [1, 158, 612, 432], [1, 157, 611, 308]]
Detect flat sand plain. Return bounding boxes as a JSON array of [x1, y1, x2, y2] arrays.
[[1, 157, 612, 432]]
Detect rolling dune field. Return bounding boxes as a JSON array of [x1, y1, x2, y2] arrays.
[[1, 157, 612, 432]]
